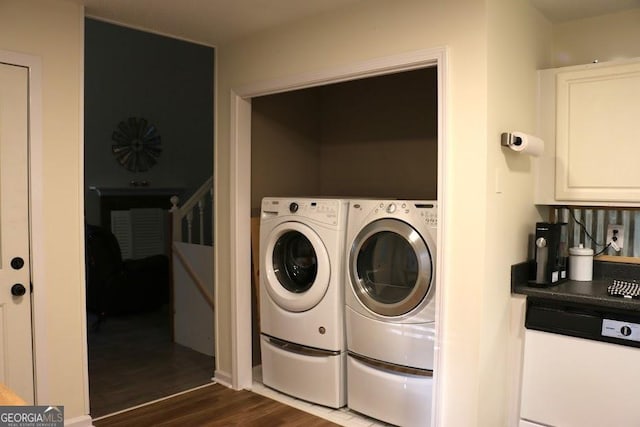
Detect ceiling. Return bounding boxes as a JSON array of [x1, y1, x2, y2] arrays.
[[80, 0, 640, 46], [530, 0, 640, 22], [81, 0, 367, 46]]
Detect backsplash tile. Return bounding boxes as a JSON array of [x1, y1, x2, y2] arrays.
[[553, 207, 640, 257]]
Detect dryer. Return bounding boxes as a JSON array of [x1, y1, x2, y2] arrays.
[[259, 197, 348, 408], [345, 199, 437, 427]]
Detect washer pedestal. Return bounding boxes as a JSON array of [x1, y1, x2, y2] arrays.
[[260, 335, 346, 408]]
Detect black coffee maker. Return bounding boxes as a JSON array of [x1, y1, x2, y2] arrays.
[[529, 222, 567, 287]]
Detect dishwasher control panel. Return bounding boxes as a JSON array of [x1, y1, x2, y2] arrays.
[[602, 319, 640, 342], [526, 298, 640, 349]]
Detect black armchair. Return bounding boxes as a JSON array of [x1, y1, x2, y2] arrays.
[[85, 224, 169, 319]]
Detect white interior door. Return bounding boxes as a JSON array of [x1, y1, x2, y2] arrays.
[[0, 62, 34, 403]]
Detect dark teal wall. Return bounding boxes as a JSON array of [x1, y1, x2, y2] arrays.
[[84, 18, 214, 227]]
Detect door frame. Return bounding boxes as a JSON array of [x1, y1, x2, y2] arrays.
[[227, 47, 449, 423], [0, 50, 51, 404]]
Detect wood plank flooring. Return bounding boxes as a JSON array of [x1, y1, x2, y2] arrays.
[[88, 306, 214, 417], [93, 384, 340, 427]]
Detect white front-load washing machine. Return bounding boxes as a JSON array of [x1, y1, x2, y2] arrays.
[[345, 199, 438, 427], [259, 197, 348, 408]]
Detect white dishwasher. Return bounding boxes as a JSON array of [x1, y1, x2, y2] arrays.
[[520, 298, 640, 427]]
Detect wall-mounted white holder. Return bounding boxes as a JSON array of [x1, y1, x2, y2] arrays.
[[501, 132, 544, 157]]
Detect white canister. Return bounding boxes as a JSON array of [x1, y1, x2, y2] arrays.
[[569, 244, 594, 281]]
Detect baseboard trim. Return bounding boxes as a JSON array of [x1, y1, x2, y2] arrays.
[[65, 414, 93, 427], [214, 370, 233, 388]]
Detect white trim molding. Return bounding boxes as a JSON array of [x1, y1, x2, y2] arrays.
[[64, 415, 93, 427], [228, 46, 449, 427], [228, 90, 253, 390], [431, 47, 449, 427], [235, 48, 444, 99], [212, 46, 222, 392], [214, 369, 233, 389]]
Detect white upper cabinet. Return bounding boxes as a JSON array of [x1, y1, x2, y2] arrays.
[[536, 58, 640, 205]]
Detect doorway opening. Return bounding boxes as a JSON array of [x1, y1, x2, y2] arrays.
[[229, 48, 448, 422], [83, 18, 215, 418], [249, 66, 438, 367]]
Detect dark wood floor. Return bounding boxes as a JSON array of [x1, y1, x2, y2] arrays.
[[93, 383, 340, 427], [88, 306, 214, 417]]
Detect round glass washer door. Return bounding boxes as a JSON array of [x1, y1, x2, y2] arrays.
[[349, 218, 433, 317], [264, 221, 330, 312]]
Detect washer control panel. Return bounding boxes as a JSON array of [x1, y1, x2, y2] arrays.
[[602, 319, 640, 342], [262, 198, 344, 226]]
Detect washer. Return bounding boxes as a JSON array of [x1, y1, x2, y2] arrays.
[[259, 197, 348, 408], [345, 199, 437, 427]]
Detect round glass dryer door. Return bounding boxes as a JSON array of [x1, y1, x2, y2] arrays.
[[349, 218, 433, 317], [263, 221, 330, 312]]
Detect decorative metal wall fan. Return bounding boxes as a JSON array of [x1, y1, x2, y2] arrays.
[[111, 117, 162, 172]]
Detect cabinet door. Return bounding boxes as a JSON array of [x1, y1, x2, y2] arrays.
[[555, 60, 640, 202], [520, 330, 640, 427]]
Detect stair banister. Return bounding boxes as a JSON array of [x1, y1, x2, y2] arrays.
[[169, 176, 213, 244], [168, 175, 215, 352]]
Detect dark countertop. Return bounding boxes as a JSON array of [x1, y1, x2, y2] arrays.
[[511, 261, 640, 312]]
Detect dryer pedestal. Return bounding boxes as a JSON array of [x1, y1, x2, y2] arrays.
[[346, 306, 436, 370], [260, 335, 346, 408], [347, 354, 433, 427]]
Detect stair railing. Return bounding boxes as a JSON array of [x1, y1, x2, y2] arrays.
[[168, 175, 215, 313], [170, 176, 213, 244]]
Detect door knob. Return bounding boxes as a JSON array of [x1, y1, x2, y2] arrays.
[[11, 283, 26, 297], [10, 257, 24, 270]]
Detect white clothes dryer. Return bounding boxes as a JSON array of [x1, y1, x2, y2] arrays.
[[259, 197, 348, 408], [344, 199, 438, 427]]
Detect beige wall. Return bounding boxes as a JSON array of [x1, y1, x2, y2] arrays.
[[251, 90, 322, 210], [470, 3, 640, 426], [319, 67, 438, 199], [0, 0, 87, 419], [218, 0, 490, 424], [552, 8, 640, 67], [250, 67, 438, 210], [219, 1, 639, 425], [485, 0, 552, 425], [0, 0, 634, 424]]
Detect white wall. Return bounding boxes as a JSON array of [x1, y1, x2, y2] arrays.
[[173, 242, 215, 356], [218, 0, 490, 424], [0, 0, 88, 419]]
